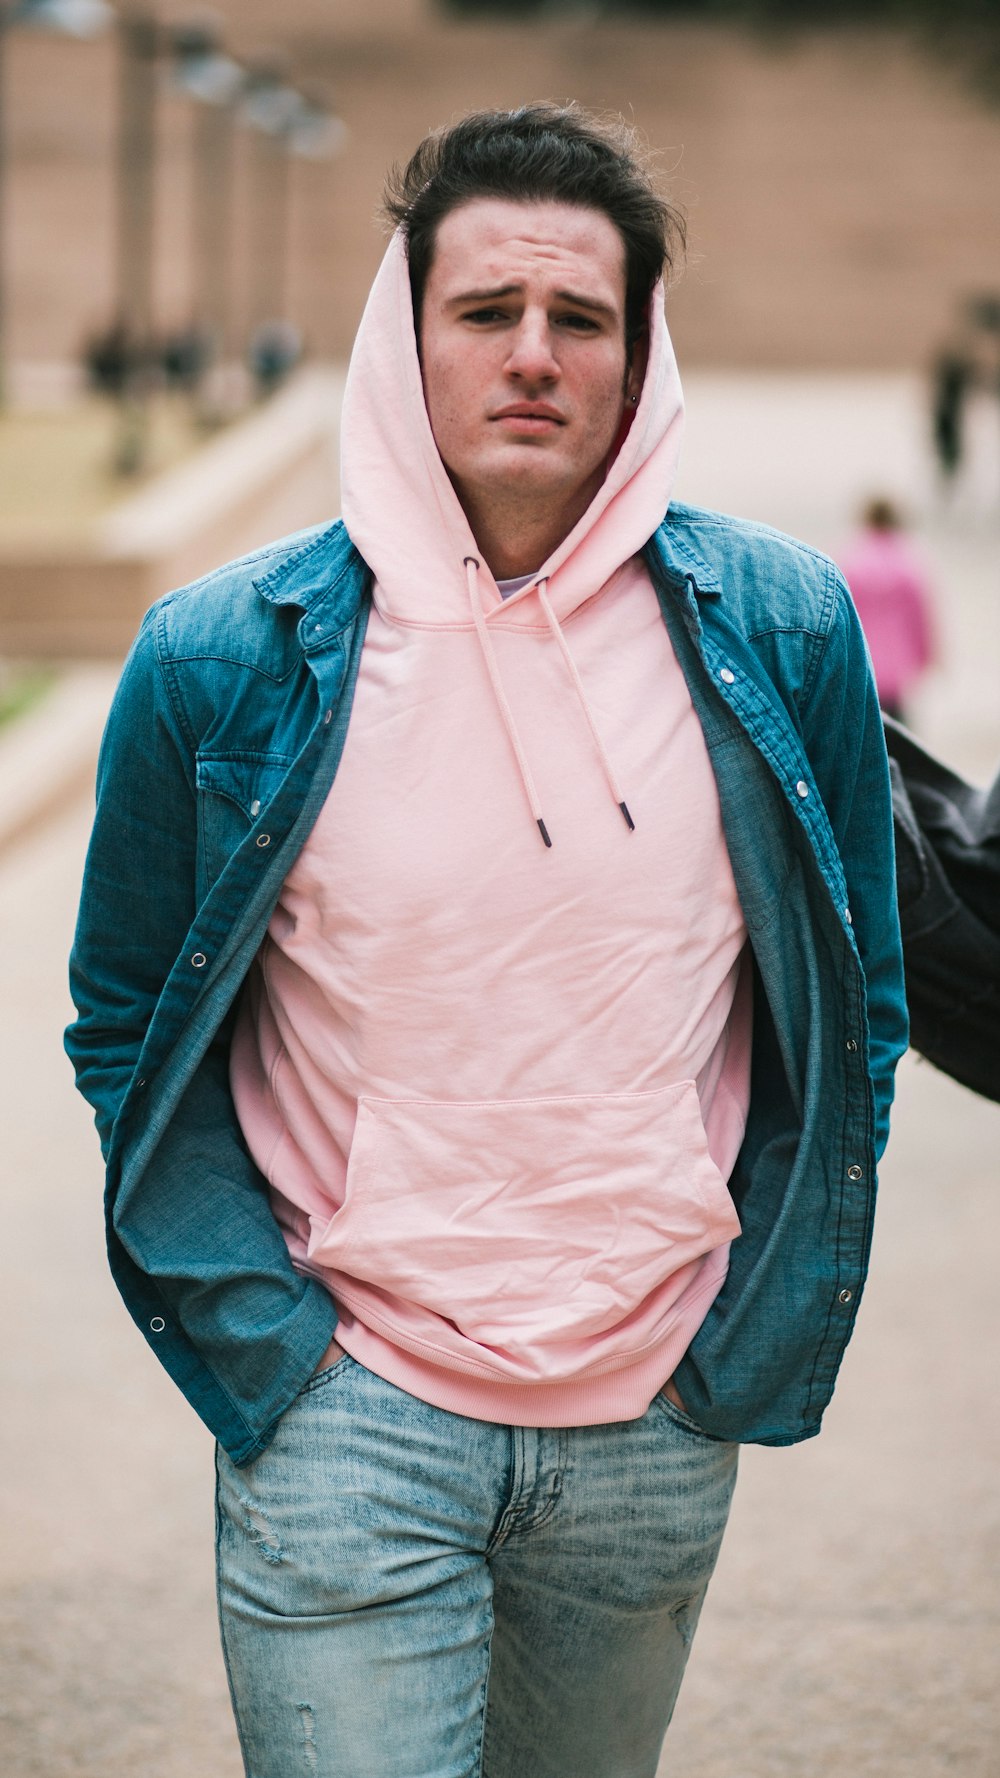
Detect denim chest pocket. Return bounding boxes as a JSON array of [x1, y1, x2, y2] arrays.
[[196, 752, 293, 896]]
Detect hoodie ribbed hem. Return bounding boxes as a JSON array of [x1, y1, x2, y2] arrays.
[[327, 1254, 728, 1428]]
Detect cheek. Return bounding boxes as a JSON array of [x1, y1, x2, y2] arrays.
[[586, 377, 628, 455], [421, 350, 464, 456], [424, 391, 485, 487], [582, 350, 629, 418]]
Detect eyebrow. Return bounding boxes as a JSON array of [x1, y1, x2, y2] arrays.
[[448, 285, 618, 320]]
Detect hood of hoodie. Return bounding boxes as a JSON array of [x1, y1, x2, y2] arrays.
[[340, 228, 684, 627]]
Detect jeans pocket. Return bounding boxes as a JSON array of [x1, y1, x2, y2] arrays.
[[653, 1389, 730, 1443], [297, 1350, 355, 1397]]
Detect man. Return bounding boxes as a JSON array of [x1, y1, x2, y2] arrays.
[[67, 106, 907, 1778]]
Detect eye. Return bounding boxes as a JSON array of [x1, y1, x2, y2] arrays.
[[462, 307, 510, 325], [557, 312, 602, 332]]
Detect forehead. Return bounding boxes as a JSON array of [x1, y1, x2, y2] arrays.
[[427, 198, 626, 304]]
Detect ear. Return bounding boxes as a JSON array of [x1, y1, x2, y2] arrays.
[[625, 327, 650, 405]]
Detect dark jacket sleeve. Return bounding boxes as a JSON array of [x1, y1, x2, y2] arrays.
[[884, 717, 1000, 1103]]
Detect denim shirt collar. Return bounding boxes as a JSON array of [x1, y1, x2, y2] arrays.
[[252, 520, 369, 651], [647, 515, 723, 601]]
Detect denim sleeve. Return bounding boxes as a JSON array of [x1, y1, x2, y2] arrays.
[[65, 607, 198, 1155], [65, 608, 337, 1461], [801, 568, 909, 1157]]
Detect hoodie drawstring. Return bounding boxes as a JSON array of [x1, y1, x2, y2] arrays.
[[464, 557, 635, 847], [466, 557, 552, 847], [535, 580, 635, 835]]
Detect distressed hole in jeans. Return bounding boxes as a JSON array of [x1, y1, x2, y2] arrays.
[[669, 1594, 699, 1650], [239, 1498, 284, 1565], [298, 1702, 318, 1772]]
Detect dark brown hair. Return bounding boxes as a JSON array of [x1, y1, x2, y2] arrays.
[[383, 103, 685, 350], [863, 496, 903, 531]]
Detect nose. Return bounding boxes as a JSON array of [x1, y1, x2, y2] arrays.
[[504, 312, 560, 384]]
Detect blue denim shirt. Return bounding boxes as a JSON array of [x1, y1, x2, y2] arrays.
[[66, 502, 908, 1464]]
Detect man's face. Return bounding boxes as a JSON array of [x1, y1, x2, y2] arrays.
[[418, 198, 635, 531]]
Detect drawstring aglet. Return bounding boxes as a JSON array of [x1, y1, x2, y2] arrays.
[[537, 818, 553, 848], [619, 802, 636, 832]]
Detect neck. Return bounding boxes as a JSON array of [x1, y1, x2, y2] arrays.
[[456, 477, 601, 581]]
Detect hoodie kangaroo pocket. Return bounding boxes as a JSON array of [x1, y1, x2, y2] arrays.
[[307, 1084, 741, 1369]]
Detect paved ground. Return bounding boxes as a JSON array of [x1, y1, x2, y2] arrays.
[[1, 379, 998, 1775]]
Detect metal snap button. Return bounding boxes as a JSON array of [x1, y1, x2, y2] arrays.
[[844, 907, 853, 925], [323, 708, 333, 725], [837, 1289, 853, 1306], [256, 834, 271, 848], [150, 1317, 166, 1333], [190, 952, 207, 969], [845, 1039, 858, 1053], [719, 667, 735, 685], [795, 780, 809, 799], [250, 799, 261, 817], [847, 1164, 864, 1181]]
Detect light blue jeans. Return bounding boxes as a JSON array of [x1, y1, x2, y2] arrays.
[[215, 1354, 738, 1778]]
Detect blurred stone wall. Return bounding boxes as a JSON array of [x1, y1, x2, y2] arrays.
[[4, 13, 1000, 371]]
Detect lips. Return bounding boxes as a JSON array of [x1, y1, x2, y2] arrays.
[[490, 405, 566, 429], [487, 405, 565, 424]]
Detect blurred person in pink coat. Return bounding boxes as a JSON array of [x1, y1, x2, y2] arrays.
[[839, 496, 936, 723]]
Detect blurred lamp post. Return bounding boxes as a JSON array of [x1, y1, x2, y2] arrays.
[[241, 69, 302, 348], [112, 5, 160, 469], [287, 100, 346, 165], [0, 0, 112, 408], [241, 71, 344, 392], [168, 18, 243, 396]]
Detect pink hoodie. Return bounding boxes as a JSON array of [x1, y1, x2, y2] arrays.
[[229, 233, 751, 1425]]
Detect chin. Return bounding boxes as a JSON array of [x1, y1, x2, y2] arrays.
[[483, 445, 578, 487]]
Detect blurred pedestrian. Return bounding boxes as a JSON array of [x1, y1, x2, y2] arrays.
[[247, 317, 303, 397], [161, 324, 212, 394], [839, 496, 936, 722], [66, 104, 906, 1778], [930, 344, 972, 488]]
